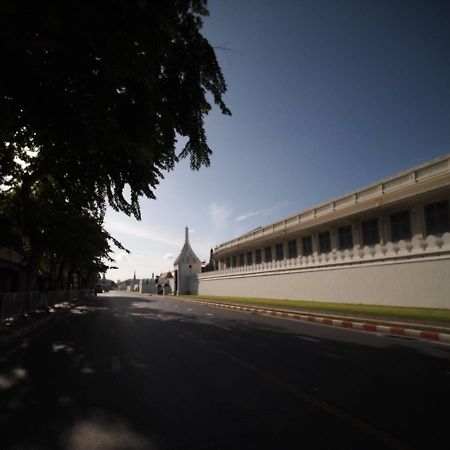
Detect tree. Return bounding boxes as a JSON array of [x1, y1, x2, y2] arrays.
[[1, 179, 124, 290], [0, 0, 229, 289]]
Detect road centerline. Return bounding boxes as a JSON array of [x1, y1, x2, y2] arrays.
[[180, 329, 412, 450]]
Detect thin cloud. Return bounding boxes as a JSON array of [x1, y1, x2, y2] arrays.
[[235, 201, 289, 222], [105, 219, 179, 247], [114, 251, 130, 263], [210, 202, 233, 229], [235, 210, 266, 222], [163, 253, 174, 260]]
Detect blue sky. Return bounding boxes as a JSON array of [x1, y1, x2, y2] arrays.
[[105, 0, 450, 282]]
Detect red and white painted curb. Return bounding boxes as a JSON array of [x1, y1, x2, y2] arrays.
[[180, 298, 450, 344]]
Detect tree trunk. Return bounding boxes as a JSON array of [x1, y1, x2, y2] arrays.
[[25, 246, 44, 291], [55, 260, 67, 290], [20, 172, 43, 291]]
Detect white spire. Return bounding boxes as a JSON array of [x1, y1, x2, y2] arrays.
[[174, 227, 201, 266]]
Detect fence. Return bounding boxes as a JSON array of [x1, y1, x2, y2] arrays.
[[0, 290, 88, 322]]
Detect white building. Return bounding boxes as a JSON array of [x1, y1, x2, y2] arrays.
[[198, 154, 450, 308], [174, 228, 202, 295], [157, 271, 175, 295], [139, 273, 157, 294], [126, 271, 139, 291]]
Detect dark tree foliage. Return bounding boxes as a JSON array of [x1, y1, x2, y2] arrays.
[[0, 0, 229, 290], [1, 184, 124, 290], [1, 0, 229, 217]]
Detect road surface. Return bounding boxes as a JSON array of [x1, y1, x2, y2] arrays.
[[1, 292, 449, 449]]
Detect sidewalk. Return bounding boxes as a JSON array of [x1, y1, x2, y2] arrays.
[[0, 302, 79, 351], [178, 296, 450, 343]]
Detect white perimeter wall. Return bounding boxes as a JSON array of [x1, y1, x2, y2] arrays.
[[198, 257, 450, 308], [140, 280, 156, 294]]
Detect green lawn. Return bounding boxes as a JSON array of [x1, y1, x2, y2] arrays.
[[180, 295, 450, 324]]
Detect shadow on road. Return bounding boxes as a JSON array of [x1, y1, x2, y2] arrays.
[[0, 294, 449, 449]]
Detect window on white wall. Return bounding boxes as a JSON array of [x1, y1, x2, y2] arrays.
[[390, 211, 411, 241], [246, 251, 253, 265], [318, 231, 331, 253], [362, 219, 379, 246], [239, 254, 245, 266], [264, 246, 272, 262], [255, 249, 262, 264], [338, 225, 353, 250], [288, 239, 297, 258], [424, 200, 450, 235], [275, 243, 284, 260], [302, 236, 313, 256]]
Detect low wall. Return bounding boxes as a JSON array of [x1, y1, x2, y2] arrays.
[[140, 281, 156, 294], [198, 256, 450, 308]]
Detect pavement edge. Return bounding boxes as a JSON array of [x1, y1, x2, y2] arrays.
[[0, 305, 77, 353], [177, 297, 450, 344]]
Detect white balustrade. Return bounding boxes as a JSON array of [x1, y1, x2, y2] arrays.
[[199, 233, 450, 279]]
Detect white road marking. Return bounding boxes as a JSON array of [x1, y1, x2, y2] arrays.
[[296, 335, 320, 343]]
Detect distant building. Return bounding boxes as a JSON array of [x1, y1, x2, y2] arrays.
[[198, 154, 450, 308], [157, 271, 175, 295], [116, 279, 130, 291], [140, 273, 157, 294], [173, 228, 202, 295], [130, 271, 139, 291], [98, 273, 115, 292], [117, 277, 139, 291], [201, 249, 216, 273]]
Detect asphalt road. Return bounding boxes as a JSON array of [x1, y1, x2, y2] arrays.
[[1, 292, 450, 450]]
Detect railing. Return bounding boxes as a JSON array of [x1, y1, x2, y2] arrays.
[[200, 233, 450, 279], [215, 154, 450, 252], [0, 290, 88, 322]]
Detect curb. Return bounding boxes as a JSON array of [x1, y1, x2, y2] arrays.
[[178, 298, 450, 344]]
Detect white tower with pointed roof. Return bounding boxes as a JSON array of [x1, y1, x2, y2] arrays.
[[174, 227, 202, 295]]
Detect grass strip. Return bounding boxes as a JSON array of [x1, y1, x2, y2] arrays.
[[180, 295, 450, 324]]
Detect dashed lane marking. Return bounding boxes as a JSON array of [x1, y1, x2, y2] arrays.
[[296, 335, 320, 343]]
